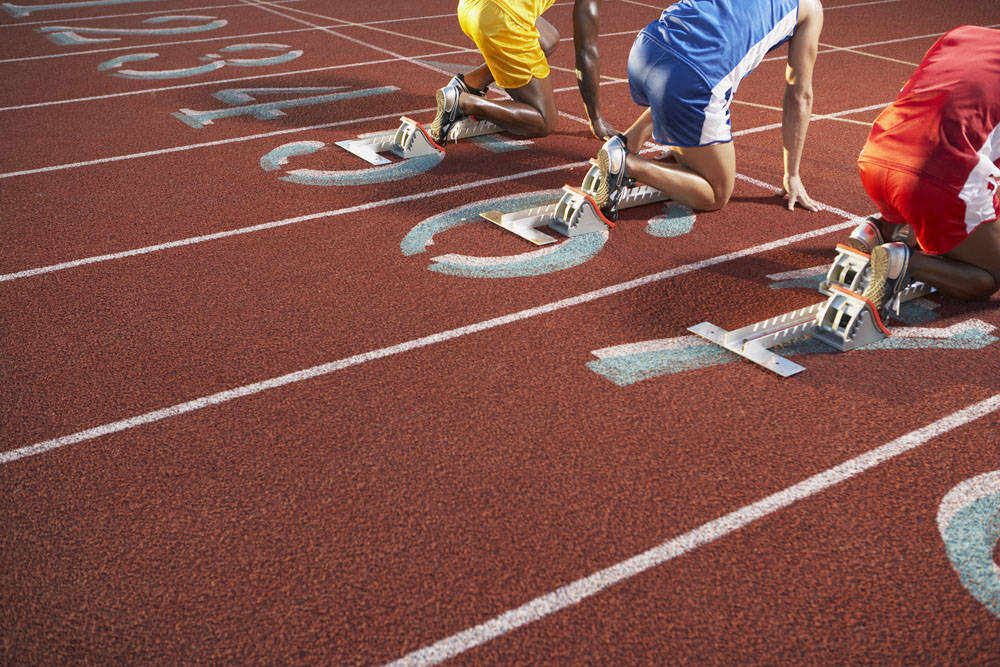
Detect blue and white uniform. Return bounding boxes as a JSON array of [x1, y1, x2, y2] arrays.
[[628, 0, 800, 147]]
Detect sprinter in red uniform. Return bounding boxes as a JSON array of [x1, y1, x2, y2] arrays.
[[852, 26, 1000, 309]]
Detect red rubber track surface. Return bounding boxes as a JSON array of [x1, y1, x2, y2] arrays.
[[2, 0, 999, 663]]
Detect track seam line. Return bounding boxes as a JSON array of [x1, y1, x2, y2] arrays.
[[0, 198, 865, 464], [387, 393, 1000, 666]]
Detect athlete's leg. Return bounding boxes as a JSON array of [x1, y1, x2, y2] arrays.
[[463, 16, 558, 91], [909, 219, 1000, 300], [458, 75, 558, 137], [622, 109, 654, 150], [624, 141, 736, 211]]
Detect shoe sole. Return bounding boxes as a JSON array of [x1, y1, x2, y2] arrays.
[[429, 87, 447, 144], [595, 147, 613, 209], [863, 244, 890, 308]]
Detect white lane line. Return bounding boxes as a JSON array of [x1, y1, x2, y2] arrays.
[[0, 0, 458, 29], [0, 162, 587, 282], [0, 25, 343, 64], [389, 393, 1000, 666], [236, 0, 455, 78], [0, 93, 887, 179], [0, 46, 478, 112], [0, 114, 863, 282], [0, 105, 435, 179], [6, 22, 989, 113], [0, 208, 865, 465]]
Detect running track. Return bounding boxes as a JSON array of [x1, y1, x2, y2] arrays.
[[2, 0, 999, 663]]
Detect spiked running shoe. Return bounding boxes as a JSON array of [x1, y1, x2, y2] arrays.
[[847, 217, 884, 253], [429, 80, 465, 146], [595, 134, 633, 219], [862, 242, 911, 312], [848, 216, 915, 253]]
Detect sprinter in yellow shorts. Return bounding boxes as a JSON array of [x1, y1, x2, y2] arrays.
[[430, 0, 613, 144]]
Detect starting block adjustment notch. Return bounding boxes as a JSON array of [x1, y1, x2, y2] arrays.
[[812, 285, 890, 352], [550, 186, 614, 238], [389, 116, 441, 159], [820, 244, 871, 295]]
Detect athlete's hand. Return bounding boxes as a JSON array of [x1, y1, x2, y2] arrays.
[[779, 174, 819, 211], [588, 114, 617, 141]]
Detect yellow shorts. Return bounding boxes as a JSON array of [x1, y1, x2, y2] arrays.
[[457, 0, 551, 89]]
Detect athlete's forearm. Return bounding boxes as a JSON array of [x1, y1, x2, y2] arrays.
[[781, 81, 813, 178], [573, 0, 602, 122]]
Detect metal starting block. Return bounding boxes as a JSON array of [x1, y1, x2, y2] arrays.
[[819, 244, 870, 295], [687, 244, 934, 377], [481, 185, 614, 245], [335, 115, 501, 165], [482, 163, 670, 245]]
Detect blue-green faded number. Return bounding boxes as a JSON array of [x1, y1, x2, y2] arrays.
[[98, 43, 301, 80], [38, 15, 226, 45], [938, 470, 1000, 619], [174, 86, 398, 128], [3, 0, 160, 18]]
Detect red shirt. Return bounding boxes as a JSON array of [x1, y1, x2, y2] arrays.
[[859, 26, 1000, 195]]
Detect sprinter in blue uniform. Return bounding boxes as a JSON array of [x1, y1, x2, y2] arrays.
[[594, 0, 824, 217]]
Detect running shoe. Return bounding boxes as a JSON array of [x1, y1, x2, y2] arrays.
[[847, 217, 884, 253], [848, 216, 915, 253], [595, 134, 633, 219], [430, 80, 465, 145], [862, 242, 912, 312], [451, 73, 488, 97]]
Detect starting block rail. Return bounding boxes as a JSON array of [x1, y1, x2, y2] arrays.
[[335, 116, 501, 165], [688, 245, 934, 377]]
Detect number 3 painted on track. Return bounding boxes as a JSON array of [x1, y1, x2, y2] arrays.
[[98, 43, 301, 79]]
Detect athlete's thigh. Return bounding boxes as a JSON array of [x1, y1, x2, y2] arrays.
[[945, 218, 1000, 285], [672, 142, 737, 202]]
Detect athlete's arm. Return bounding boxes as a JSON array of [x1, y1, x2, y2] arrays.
[[573, 0, 615, 139], [779, 0, 823, 211]]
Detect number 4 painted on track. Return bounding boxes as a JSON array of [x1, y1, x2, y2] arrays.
[[172, 86, 399, 129]]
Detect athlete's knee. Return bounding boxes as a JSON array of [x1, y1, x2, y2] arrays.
[[972, 269, 1000, 299], [704, 181, 734, 211], [521, 111, 557, 137]]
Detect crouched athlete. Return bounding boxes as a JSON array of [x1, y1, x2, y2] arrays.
[[593, 0, 824, 218], [429, 0, 614, 145], [851, 26, 1000, 308]]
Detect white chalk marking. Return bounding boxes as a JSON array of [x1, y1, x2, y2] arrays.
[[389, 394, 1000, 666]]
